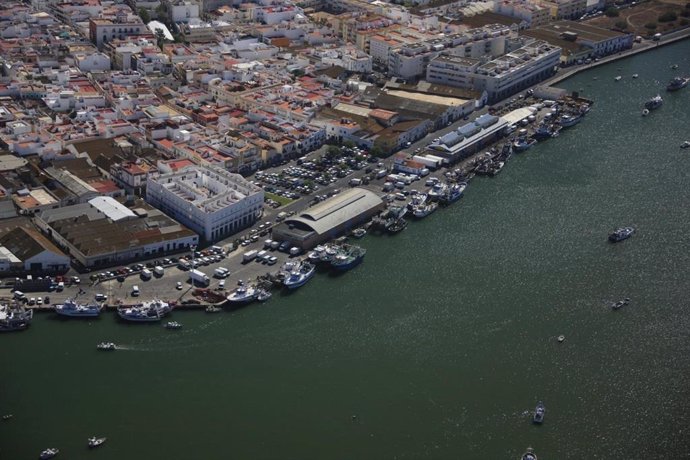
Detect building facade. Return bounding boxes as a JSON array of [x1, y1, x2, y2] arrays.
[[146, 164, 264, 242]]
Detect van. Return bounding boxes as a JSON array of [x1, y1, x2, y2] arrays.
[[153, 266, 164, 277], [276, 212, 288, 221], [214, 267, 229, 278], [382, 182, 394, 192], [141, 269, 152, 280], [131, 285, 140, 297], [57, 281, 64, 291], [257, 250, 269, 261], [349, 178, 362, 186], [13, 290, 25, 300], [218, 280, 225, 290], [395, 181, 405, 189]]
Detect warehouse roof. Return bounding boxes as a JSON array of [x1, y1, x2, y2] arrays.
[[284, 188, 382, 235]]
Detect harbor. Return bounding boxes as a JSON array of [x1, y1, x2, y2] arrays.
[[1, 39, 689, 460]]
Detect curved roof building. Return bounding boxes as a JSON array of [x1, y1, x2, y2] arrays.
[[272, 188, 384, 249]]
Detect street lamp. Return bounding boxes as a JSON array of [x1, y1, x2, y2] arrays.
[[190, 243, 197, 285]]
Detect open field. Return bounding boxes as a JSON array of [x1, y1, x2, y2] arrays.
[[587, 1, 689, 37]]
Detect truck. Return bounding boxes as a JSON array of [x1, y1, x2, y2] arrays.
[[242, 249, 258, 263], [189, 269, 210, 287], [653, 33, 661, 41], [153, 266, 164, 277], [412, 155, 441, 170], [140, 269, 152, 280], [348, 178, 362, 186], [425, 154, 447, 167]]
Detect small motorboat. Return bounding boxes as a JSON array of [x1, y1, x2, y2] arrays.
[[351, 228, 366, 239], [164, 321, 182, 330], [614, 75, 622, 81], [642, 108, 649, 116], [533, 401, 545, 424], [2, 414, 13, 420], [671, 64, 679, 69], [557, 335, 566, 343], [205, 305, 221, 313], [612, 298, 630, 310], [632, 73, 639, 78], [609, 226, 635, 242], [39, 448, 59, 459], [522, 447, 538, 460], [680, 141, 690, 149], [88, 437, 106, 448], [96, 342, 116, 351], [256, 289, 272, 302]]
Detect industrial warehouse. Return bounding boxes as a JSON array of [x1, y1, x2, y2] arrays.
[[271, 188, 384, 249]]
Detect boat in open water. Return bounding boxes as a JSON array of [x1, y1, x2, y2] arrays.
[[644, 95, 663, 110], [666, 76, 688, 91], [97, 342, 116, 351], [39, 448, 59, 459], [88, 437, 106, 448], [609, 226, 635, 242], [54, 299, 102, 318], [521, 447, 537, 460], [117, 299, 171, 322], [533, 401, 545, 424], [164, 321, 182, 330]]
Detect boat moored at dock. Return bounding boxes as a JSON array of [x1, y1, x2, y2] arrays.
[[117, 299, 171, 322], [226, 281, 258, 305], [54, 299, 102, 318], [330, 245, 366, 271], [284, 262, 316, 289], [440, 182, 467, 205], [0, 304, 33, 332], [558, 113, 583, 128]]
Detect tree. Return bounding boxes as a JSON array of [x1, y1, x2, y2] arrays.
[[658, 11, 677, 22], [614, 20, 628, 30], [138, 8, 150, 24], [645, 22, 658, 30], [605, 7, 620, 17], [681, 18, 689, 25], [326, 145, 341, 158], [369, 145, 387, 158], [155, 28, 165, 50]]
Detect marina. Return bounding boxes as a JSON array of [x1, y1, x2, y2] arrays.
[[1, 39, 689, 460]]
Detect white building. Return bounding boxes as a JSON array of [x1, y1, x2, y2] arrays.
[[76, 52, 111, 72], [147, 164, 264, 242], [168, 0, 200, 23], [89, 17, 149, 49], [426, 40, 561, 102]]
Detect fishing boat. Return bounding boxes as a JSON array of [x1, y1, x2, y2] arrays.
[[427, 182, 449, 201], [440, 182, 467, 205], [386, 218, 408, 234], [406, 192, 427, 211], [412, 202, 438, 219], [351, 228, 366, 239], [533, 401, 545, 424], [54, 299, 102, 318], [559, 113, 583, 128], [117, 299, 171, 322], [331, 245, 366, 271], [666, 76, 688, 91], [284, 262, 316, 290], [0, 304, 33, 332], [39, 448, 59, 459], [226, 282, 258, 305], [96, 342, 116, 351], [513, 137, 536, 152], [164, 321, 182, 330], [521, 447, 538, 460], [644, 95, 663, 110], [608, 226, 635, 242], [88, 437, 106, 448]]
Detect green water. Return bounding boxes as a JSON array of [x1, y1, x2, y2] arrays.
[[3, 41, 690, 460]]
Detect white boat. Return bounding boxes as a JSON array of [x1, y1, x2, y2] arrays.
[[427, 182, 448, 201], [54, 299, 102, 318], [614, 75, 622, 81], [644, 95, 663, 110], [351, 228, 366, 239], [642, 108, 650, 116], [117, 299, 171, 322], [412, 202, 438, 219], [226, 282, 257, 305], [164, 321, 182, 329], [441, 182, 467, 204], [256, 289, 272, 302], [88, 437, 106, 448], [283, 262, 316, 290], [632, 74, 639, 78], [680, 141, 690, 149], [40, 448, 59, 459], [0, 304, 33, 332], [96, 342, 116, 351]]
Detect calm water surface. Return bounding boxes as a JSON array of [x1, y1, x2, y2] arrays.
[[2, 41, 690, 460]]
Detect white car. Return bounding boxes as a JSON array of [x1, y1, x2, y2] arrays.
[[176, 281, 183, 290], [95, 293, 107, 302]]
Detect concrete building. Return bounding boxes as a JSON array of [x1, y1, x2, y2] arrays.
[[494, 0, 550, 27], [146, 164, 264, 242], [272, 188, 384, 249], [426, 40, 561, 102], [89, 16, 149, 49], [427, 113, 509, 161], [34, 197, 198, 269], [0, 227, 70, 274], [539, 0, 587, 20]]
